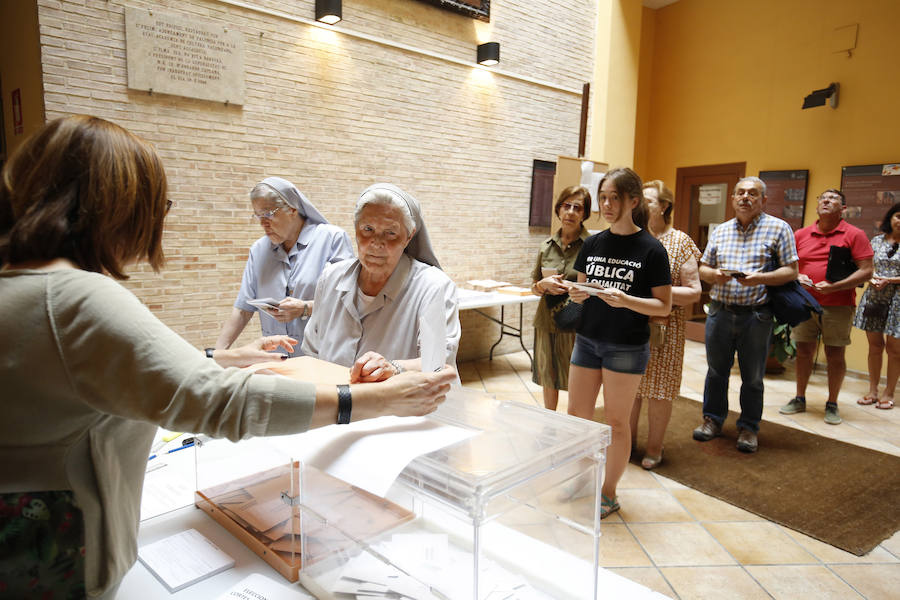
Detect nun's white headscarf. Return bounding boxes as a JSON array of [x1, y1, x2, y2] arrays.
[[253, 176, 329, 225], [355, 183, 441, 269]]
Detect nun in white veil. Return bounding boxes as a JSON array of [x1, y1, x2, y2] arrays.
[[215, 176, 354, 356], [301, 183, 460, 382]]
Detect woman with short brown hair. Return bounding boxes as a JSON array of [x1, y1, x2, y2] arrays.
[[529, 185, 591, 410]]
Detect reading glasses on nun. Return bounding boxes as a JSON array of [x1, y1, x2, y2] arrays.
[[251, 206, 286, 220]]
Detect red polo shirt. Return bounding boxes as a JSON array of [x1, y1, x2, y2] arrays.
[[794, 219, 873, 306]]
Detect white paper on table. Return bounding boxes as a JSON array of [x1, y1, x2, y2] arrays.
[[138, 529, 234, 593], [140, 442, 198, 521], [215, 573, 314, 599], [268, 417, 476, 498], [418, 295, 447, 372]]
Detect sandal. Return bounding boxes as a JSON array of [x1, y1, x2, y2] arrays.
[[876, 399, 894, 410], [600, 494, 620, 519], [857, 394, 879, 406], [641, 449, 663, 470]]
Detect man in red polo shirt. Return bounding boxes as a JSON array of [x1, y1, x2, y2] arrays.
[[780, 189, 873, 424]]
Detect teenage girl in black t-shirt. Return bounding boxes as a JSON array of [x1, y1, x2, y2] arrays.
[[565, 167, 672, 519]]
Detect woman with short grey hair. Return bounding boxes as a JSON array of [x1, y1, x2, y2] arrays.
[[302, 183, 459, 381], [215, 177, 354, 356]]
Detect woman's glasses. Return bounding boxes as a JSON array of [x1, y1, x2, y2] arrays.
[[888, 242, 898, 258], [165, 200, 174, 214]]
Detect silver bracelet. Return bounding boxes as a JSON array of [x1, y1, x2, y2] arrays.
[[388, 359, 404, 375]]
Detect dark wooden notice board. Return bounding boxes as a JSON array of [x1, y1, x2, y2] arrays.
[[759, 169, 809, 231], [841, 163, 900, 238]]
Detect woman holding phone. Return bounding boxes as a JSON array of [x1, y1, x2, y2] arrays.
[[529, 186, 591, 410], [564, 168, 672, 518]]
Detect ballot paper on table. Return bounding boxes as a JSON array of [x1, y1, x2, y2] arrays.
[[138, 529, 234, 593], [268, 414, 476, 498], [215, 573, 314, 600]]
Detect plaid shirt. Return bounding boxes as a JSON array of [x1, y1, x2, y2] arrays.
[[702, 212, 798, 306]]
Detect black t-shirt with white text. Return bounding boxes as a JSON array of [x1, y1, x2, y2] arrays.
[[573, 229, 671, 344]]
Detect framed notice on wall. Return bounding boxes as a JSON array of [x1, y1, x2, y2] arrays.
[[759, 169, 808, 231], [841, 163, 900, 238]]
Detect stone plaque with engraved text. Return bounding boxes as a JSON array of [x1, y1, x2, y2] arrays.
[[125, 7, 245, 105]]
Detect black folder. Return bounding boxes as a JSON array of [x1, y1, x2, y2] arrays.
[[825, 245, 857, 283]]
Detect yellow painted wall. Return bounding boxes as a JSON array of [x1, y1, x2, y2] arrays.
[[0, 0, 44, 159], [591, 0, 643, 169], [636, 0, 900, 373]]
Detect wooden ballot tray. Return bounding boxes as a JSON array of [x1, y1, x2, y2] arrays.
[[195, 461, 414, 582]]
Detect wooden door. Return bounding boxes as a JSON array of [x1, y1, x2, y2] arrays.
[[674, 162, 746, 341]]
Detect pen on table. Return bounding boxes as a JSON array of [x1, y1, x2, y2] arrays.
[[145, 461, 167, 473], [148, 442, 195, 461]]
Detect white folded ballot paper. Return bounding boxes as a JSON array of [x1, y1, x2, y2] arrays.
[[137, 528, 234, 592], [215, 573, 314, 600], [248, 297, 281, 313]]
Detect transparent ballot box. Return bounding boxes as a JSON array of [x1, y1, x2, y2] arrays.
[[196, 389, 610, 599]]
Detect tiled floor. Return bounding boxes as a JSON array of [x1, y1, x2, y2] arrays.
[[459, 340, 900, 599]]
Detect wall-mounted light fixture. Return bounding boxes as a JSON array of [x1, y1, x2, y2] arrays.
[[477, 42, 500, 66], [316, 0, 342, 25], [802, 82, 839, 109]]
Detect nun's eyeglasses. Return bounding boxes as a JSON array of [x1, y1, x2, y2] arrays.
[[252, 206, 284, 221]]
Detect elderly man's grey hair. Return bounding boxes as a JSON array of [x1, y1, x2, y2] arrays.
[[354, 188, 416, 236], [734, 176, 767, 197]]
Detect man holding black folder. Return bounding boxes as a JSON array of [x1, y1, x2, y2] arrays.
[[780, 189, 873, 424]]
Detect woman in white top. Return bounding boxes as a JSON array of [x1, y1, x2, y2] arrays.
[[215, 177, 354, 355], [302, 183, 460, 382]]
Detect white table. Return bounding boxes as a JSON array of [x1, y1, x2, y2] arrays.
[[457, 289, 540, 365]]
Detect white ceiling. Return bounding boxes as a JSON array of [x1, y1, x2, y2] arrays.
[[643, 0, 679, 9]]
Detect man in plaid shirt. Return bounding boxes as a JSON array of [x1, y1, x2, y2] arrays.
[[693, 176, 799, 453]]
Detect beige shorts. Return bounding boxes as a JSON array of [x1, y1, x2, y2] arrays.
[[790, 305, 854, 346]]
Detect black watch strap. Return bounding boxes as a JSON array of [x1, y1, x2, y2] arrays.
[[204, 347, 215, 359], [336, 384, 352, 425]]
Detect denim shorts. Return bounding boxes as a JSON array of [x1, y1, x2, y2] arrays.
[[570, 334, 650, 374]]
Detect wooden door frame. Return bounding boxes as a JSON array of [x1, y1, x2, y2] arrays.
[[674, 162, 746, 342]]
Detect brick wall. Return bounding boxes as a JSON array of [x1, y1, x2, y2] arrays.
[[35, 0, 596, 361]]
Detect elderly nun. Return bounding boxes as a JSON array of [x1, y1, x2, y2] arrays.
[[215, 177, 354, 355], [301, 183, 460, 382]]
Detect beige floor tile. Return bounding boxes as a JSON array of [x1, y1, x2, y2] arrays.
[[617, 462, 663, 490], [482, 375, 533, 393], [880, 529, 900, 556], [704, 522, 815, 565], [650, 472, 690, 490], [782, 527, 900, 564], [629, 522, 736, 567], [830, 564, 900, 600], [660, 565, 770, 600], [670, 488, 764, 522], [746, 565, 864, 599], [606, 567, 675, 598], [596, 523, 653, 567], [617, 488, 693, 523]]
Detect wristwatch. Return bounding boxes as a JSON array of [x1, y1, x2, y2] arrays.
[[336, 384, 352, 424], [300, 302, 310, 321], [204, 348, 215, 359]]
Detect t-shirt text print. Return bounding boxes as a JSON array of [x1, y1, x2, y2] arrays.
[[583, 256, 642, 292]]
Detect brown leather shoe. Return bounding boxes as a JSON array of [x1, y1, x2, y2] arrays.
[[736, 428, 758, 453], [692, 416, 722, 441]]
